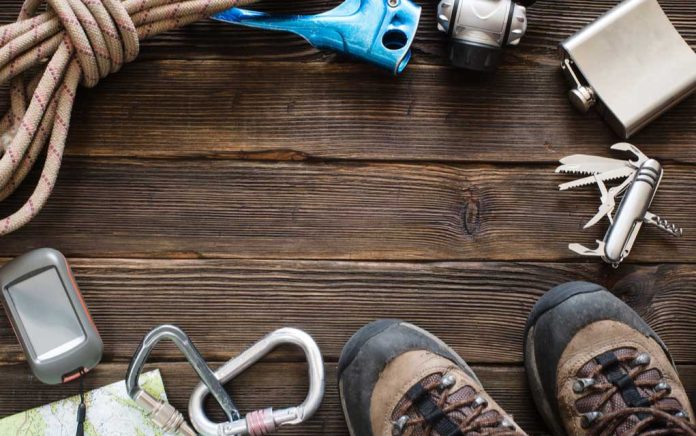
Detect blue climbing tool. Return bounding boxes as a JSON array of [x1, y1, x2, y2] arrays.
[[213, 0, 422, 74]]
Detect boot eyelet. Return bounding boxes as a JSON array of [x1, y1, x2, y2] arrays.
[[500, 417, 515, 430], [581, 411, 603, 428], [675, 410, 689, 420], [573, 378, 596, 394], [438, 373, 456, 391], [655, 381, 671, 394], [630, 352, 651, 367], [392, 415, 410, 435], [472, 395, 488, 409]]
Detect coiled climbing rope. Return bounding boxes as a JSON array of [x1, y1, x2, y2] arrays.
[[0, 0, 254, 235]]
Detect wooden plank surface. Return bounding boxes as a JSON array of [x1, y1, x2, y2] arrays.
[[0, 362, 549, 434], [1, 260, 695, 364], [0, 3, 692, 163], [0, 0, 694, 434], [0, 159, 693, 261], [1, 361, 696, 435], [64, 60, 696, 163], [0, 0, 691, 64]]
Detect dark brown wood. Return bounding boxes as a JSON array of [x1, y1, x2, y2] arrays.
[[0, 159, 694, 261], [61, 58, 695, 163], [1, 361, 695, 435], [0, 0, 691, 64], [0, 362, 539, 434], [1, 260, 695, 364], [0, 3, 693, 163], [0, 0, 694, 433]]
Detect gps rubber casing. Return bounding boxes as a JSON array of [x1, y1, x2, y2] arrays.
[[0, 248, 102, 384]]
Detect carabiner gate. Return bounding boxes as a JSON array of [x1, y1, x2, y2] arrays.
[[126, 325, 325, 436], [126, 324, 240, 436], [188, 328, 325, 436]]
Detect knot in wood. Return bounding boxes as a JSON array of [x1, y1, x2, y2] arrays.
[[462, 194, 481, 236]]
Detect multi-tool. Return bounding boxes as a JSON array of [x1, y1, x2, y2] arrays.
[[557, 143, 682, 267]]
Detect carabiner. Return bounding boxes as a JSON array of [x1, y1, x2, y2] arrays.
[[213, 0, 422, 74], [126, 325, 240, 436], [188, 328, 325, 436]]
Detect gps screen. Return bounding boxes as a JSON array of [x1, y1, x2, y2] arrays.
[[7, 268, 85, 359]]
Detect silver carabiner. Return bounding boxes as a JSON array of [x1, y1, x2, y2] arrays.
[[126, 325, 241, 436], [188, 328, 325, 436]]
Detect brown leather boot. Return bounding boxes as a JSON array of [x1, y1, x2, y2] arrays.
[[338, 320, 526, 436], [525, 281, 696, 435]]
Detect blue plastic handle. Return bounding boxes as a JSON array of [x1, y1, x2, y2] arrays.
[[213, 0, 421, 74]]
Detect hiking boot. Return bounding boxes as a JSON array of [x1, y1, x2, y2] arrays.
[[338, 319, 526, 436], [524, 281, 696, 435]]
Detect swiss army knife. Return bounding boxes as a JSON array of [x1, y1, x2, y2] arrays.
[[557, 143, 682, 267]]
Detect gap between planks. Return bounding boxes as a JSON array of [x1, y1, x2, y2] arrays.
[[0, 159, 694, 262], [0, 259, 695, 364], [1, 361, 696, 435]]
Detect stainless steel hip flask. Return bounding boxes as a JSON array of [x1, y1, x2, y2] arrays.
[[559, 0, 696, 138]]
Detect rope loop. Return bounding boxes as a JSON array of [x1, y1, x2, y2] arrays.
[[45, 0, 138, 87], [0, 0, 254, 236]]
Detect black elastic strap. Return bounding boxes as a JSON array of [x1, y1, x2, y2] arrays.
[[502, 2, 516, 47], [595, 352, 619, 369], [596, 352, 651, 420], [76, 371, 86, 436], [406, 384, 464, 436], [447, 0, 460, 37]]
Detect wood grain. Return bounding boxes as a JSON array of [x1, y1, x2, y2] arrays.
[[0, 0, 694, 433], [1, 361, 695, 435], [60, 59, 695, 163], [0, 159, 693, 261], [0, 362, 541, 434], [0, 0, 691, 63], [0, 2, 693, 163], [1, 259, 695, 364]]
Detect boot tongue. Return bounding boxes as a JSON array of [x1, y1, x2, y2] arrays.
[[574, 347, 686, 435], [390, 372, 508, 436]]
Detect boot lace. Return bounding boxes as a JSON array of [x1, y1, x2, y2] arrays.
[[391, 373, 520, 436], [572, 348, 696, 436]]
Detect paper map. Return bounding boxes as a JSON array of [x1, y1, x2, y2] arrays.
[[0, 369, 174, 436]]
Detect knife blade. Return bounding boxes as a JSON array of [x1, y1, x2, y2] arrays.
[[583, 178, 615, 229], [584, 203, 614, 229], [568, 241, 605, 257], [555, 155, 630, 175], [559, 166, 634, 191]]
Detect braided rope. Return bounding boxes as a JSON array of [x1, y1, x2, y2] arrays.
[[246, 409, 277, 436], [0, 0, 255, 235]]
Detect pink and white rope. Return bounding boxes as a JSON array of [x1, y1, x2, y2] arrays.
[[0, 0, 255, 235], [246, 408, 277, 436]]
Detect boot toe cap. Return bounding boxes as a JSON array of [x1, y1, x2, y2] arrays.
[[338, 320, 471, 436]]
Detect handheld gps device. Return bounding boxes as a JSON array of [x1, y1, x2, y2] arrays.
[[0, 248, 102, 384]]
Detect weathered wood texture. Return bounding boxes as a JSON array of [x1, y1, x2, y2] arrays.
[[2, 361, 696, 435], [0, 159, 693, 261], [0, 0, 694, 434], [65, 59, 696, 163], [0, 260, 695, 364], [0, 0, 692, 63], [0, 2, 693, 162], [0, 362, 549, 434]]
